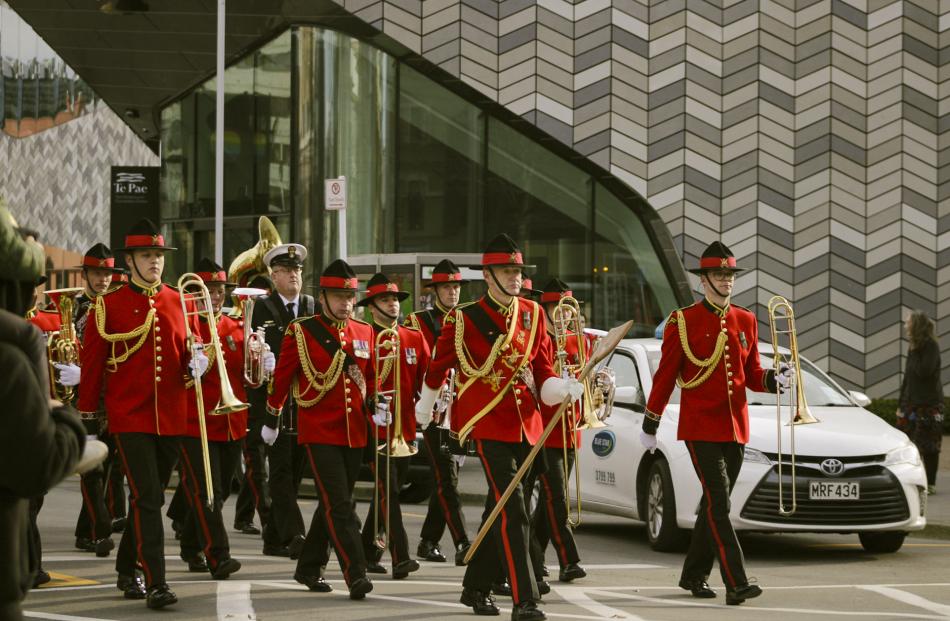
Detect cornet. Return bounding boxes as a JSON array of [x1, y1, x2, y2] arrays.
[[45, 288, 84, 402], [232, 287, 271, 386]]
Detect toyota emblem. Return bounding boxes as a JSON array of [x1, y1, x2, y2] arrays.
[[820, 458, 844, 476]]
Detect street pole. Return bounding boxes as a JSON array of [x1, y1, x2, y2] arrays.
[[214, 0, 225, 265]]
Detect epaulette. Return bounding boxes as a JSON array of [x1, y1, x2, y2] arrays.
[[99, 284, 125, 296], [402, 323, 420, 332], [289, 316, 308, 325]]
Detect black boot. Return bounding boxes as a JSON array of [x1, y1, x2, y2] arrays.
[[558, 563, 586, 583], [182, 553, 208, 572], [288, 534, 306, 560], [678, 577, 716, 598], [417, 539, 446, 562], [349, 577, 374, 600], [146, 584, 178, 609], [117, 573, 146, 600], [211, 557, 242, 580], [295, 572, 333, 593], [536, 580, 550, 595], [233, 521, 261, 535], [94, 537, 115, 558], [726, 583, 762, 605], [392, 559, 420, 580], [460, 588, 499, 615], [511, 600, 546, 620], [454, 541, 471, 566], [75, 537, 94, 552], [491, 580, 512, 597]]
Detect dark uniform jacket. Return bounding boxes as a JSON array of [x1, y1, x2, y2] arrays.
[[77, 283, 190, 436], [647, 298, 776, 444], [245, 291, 315, 428], [0, 309, 84, 619], [370, 322, 431, 444], [425, 294, 555, 444], [185, 313, 248, 442], [267, 313, 376, 447]]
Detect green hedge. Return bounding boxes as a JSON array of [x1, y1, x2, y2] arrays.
[[867, 398, 950, 434]]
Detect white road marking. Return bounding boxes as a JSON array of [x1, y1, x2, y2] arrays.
[[554, 586, 646, 620], [217, 581, 256, 620], [25, 613, 116, 621], [859, 586, 950, 617]]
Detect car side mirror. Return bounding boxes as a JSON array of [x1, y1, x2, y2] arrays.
[[614, 386, 645, 411], [849, 390, 871, 407]]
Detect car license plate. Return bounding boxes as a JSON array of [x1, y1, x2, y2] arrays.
[[809, 480, 859, 500]]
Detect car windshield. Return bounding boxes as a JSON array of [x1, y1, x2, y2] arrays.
[[644, 349, 853, 407]]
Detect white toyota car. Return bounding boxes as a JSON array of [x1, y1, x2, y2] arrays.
[[576, 338, 928, 553]]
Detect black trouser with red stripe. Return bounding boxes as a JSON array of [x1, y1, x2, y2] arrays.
[[296, 443, 367, 587], [361, 455, 410, 565], [534, 447, 580, 570], [464, 439, 540, 605], [234, 417, 271, 530], [113, 433, 181, 587], [682, 440, 748, 589], [262, 429, 306, 548], [105, 442, 127, 522], [177, 437, 242, 570], [74, 464, 113, 542], [419, 425, 469, 548]]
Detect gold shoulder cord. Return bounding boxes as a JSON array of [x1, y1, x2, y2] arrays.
[[292, 322, 346, 407], [94, 294, 157, 368], [674, 309, 727, 389], [453, 304, 518, 380]]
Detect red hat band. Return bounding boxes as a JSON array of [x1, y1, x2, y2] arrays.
[[125, 234, 165, 248], [540, 290, 572, 304], [482, 251, 523, 266], [321, 276, 358, 290], [699, 256, 737, 270], [197, 270, 227, 283], [83, 256, 115, 269], [431, 272, 463, 283], [367, 283, 400, 296]]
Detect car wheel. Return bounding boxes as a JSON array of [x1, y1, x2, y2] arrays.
[[858, 531, 907, 553], [645, 459, 688, 552]]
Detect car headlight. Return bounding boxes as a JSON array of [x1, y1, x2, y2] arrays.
[[884, 443, 921, 467], [743, 447, 772, 465]]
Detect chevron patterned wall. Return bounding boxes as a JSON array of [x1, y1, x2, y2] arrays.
[[0, 100, 158, 255], [335, 0, 948, 397]]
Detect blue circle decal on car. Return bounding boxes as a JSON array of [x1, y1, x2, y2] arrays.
[[591, 430, 616, 458]]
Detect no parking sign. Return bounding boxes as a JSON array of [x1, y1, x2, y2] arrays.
[[325, 177, 347, 211]]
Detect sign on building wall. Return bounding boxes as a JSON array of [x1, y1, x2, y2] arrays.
[[110, 166, 160, 252]]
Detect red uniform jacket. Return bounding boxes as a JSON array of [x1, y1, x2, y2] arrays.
[[647, 299, 775, 444], [185, 313, 249, 442], [425, 295, 555, 444], [405, 303, 452, 350], [267, 314, 376, 447], [370, 322, 431, 444], [541, 328, 584, 449], [78, 283, 190, 436]]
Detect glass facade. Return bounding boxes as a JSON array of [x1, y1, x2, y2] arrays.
[[159, 25, 689, 336], [0, 1, 95, 137]]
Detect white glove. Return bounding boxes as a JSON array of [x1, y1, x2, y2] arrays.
[[415, 384, 439, 426], [453, 454, 466, 467], [373, 397, 392, 427], [776, 363, 792, 392], [189, 345, 209, 379], [540, 377, 585, 406], [639, 431, 657, 454], [262, 351, 276, 374], [261, 425, 279, 446], [55, 363, 81, 387], [86, 434, 98, 443]]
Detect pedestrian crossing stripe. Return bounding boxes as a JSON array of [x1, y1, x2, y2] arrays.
[[37, 573, 99, 588]]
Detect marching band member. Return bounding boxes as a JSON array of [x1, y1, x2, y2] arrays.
[[60, 243, 124, 558], [359, 273, 430, 579], [639, 241, 789, 606], [532, 278, 586, 584], [407, 259, 472, 565], [248, 244, 316, 558], [175, 258, 268, 579], [78, 219, 206, 609], [266, 259, 381, 600], [415, 234, 583, 621]]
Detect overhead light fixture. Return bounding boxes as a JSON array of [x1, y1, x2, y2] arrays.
[[100, 0, 149, 14]]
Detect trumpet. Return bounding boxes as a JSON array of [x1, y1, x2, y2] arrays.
[[371, 327, 416, 551], [178, 273, 250, 508], [45, 288, 84, 402], [232, 287, 271, 386], [768, 295, 819, 517]]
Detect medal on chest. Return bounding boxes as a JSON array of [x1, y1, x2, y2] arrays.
[[353, 338, 370, 359], [405, 347, 417, 365]]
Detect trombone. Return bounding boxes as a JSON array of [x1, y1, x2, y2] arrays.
[[371, 327, 417, 551], [232, 287, 271, 386], [550, 295, 605, 528], [768, 295, 819, 517], [44, 287, 84, 402], [178, 273, 249, 508]]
